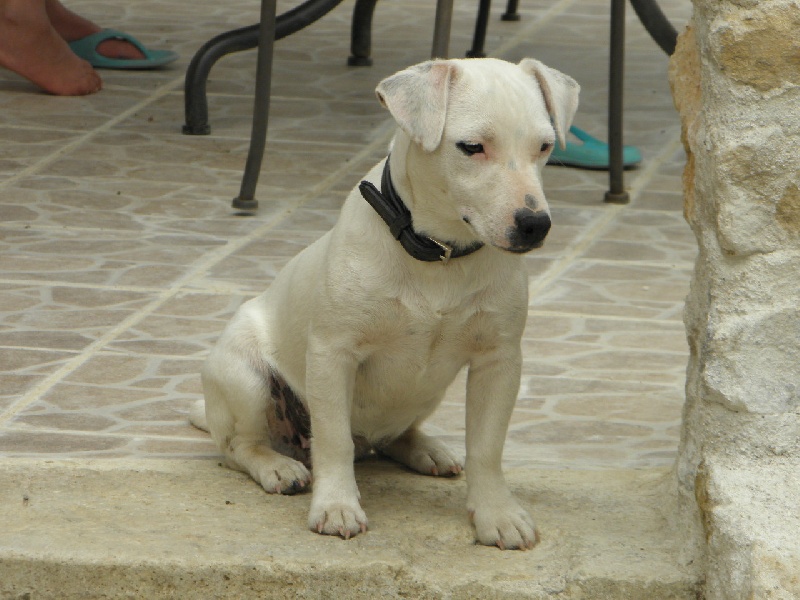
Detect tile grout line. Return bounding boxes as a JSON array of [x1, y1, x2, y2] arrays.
[[527, 131, 685, 300], [627, 136, 685, 202], [527, 207, 626, 298], [0, 75, 186, 194], [526, 308, 684, 325], [573, 257, 694, 268], [0, 123, 397, 428], [0, 278, 181, 295], [0, 277, 256, 298], [0, 424, 215, 444], [489, 0, 581, 59], [0, 119, 377, 149]]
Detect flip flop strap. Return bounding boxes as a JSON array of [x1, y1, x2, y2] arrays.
[[568, 126, 601, 145], [72, 29, 153, 60]]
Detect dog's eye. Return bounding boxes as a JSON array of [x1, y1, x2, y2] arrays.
[[457, 142, 484, 156], [540, 142, 554, 153]]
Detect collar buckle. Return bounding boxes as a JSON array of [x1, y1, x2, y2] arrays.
[[428, 237, 453, 265]]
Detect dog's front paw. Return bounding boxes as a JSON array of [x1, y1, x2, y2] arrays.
[[469, 500, 539, 550], [308, 495, 368, 540]]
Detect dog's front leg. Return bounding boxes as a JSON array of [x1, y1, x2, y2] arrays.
[[465, 347, 538, 550], [305, 338, 367, 539]]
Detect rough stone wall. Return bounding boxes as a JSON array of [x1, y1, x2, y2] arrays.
[[670, 1, 800, 597]]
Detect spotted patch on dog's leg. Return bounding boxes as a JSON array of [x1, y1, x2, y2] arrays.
[[266, 370, 312, 469]]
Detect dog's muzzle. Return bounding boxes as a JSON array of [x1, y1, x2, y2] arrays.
[[507, 208, 551, 253]]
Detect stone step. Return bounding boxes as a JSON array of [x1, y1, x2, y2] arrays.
[[0, 459, 701, 599]]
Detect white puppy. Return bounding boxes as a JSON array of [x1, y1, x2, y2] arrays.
[[192, 57, 579, 550]]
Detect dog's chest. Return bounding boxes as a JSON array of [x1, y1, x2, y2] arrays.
[[357, 294, 496, 382], [348, 297, 494, 439]]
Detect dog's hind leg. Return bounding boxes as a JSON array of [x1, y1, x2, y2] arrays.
[[227, 435, 311, 495], [202, 362, 312, 495], [379, 426, 463, 477]]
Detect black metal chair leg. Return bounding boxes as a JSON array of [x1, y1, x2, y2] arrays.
[[604, 0, 676, 203], [431, 0, 454, 58], [232, 0, 278, 212], [501, 0, 520, 21], [467, 0, 492, 58], [605, 0, 629, 203], [348, 0, 379, 66]]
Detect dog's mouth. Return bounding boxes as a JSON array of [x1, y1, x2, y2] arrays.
[[461, 215, 544, 254], [493, 240, 546, 254]]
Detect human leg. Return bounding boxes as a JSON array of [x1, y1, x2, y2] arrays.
[[0, 0, 101, 95]]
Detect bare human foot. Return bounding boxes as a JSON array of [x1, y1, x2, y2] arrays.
[[44, 0, 145, 61], [0, 0, 101, 95]]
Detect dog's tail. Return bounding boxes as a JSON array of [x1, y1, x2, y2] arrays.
[[188, 399, 209, 432]]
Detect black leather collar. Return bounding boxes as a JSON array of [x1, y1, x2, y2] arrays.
[[358, 157, 484, 264]]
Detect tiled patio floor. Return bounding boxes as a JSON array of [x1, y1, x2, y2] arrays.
[[0, 0, 694, 471]]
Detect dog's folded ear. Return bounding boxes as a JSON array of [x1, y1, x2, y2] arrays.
[[518, 59, 580, 150], [375, 61, 458, 153]]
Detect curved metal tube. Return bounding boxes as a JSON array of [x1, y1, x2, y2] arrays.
[[630, 0, 678, 55], [183, 0, 345, 135]]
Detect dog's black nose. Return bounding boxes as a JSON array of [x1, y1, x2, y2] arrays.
[[509, 208, 551, 252]]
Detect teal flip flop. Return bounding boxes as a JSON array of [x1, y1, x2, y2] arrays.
[[68, 29, 178, 70], [548, 126, 642, 170]]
